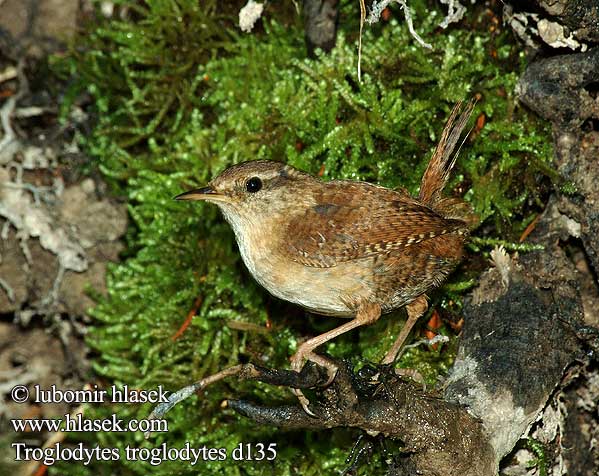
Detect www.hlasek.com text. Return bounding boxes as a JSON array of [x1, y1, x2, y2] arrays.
[[11, 412, 168, 434]]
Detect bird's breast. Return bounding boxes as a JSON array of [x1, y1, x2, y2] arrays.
[[231, 221, 366, 317]]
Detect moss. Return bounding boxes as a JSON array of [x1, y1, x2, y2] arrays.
[[527, 438, 549, 476], [51, 1, 556, 475]]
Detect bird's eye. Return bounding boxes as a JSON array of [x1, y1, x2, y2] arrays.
[[245, 177, 262, 193]]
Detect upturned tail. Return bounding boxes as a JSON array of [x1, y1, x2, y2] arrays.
[[419, 100, 477, 226]]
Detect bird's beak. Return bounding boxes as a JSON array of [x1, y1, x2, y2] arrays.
[[174, 186, 229, 202]]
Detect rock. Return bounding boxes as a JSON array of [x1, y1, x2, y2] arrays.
[[304, 0, 339, 56], [59, 179, 128, 248], [0, 170, 127, 317], [0, 228, 28, 313], [538, 19, 584, 50], [61, 262, 110, 317], [537, 0, 599, 43], [445, 202, 584, 464], [516, 48, 599, 130], [0, 321, 88, 420], [517, 48, 599, 278], [0, 0, 78, 43]]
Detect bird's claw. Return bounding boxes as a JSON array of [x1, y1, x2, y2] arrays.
[[292, 387, 317, 417], [290, 349, 338, 415]]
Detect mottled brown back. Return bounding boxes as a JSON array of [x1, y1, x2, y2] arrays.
[[281, 182, 468, 269]]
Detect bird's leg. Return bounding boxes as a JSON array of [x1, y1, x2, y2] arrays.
[[381, 295, 428, 365], [290, 302, 382, 414], [290, 302, 382, 376]]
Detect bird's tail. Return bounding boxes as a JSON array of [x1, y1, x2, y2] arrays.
[[419, 100, 477, 227]]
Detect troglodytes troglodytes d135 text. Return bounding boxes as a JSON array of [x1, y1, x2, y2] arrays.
[[176, 101, 477, 412]]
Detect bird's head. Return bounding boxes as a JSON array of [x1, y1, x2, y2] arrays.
[[175, 160, 317, 229]]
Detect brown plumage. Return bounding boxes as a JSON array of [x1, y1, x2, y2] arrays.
[[176, 100, 476, 413]]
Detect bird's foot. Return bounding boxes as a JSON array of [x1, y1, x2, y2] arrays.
[[290, 348, 338, 416]]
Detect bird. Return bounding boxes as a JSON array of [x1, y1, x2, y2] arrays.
[[176, 101, 476, 412]]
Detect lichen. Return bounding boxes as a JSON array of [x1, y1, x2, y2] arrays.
[[50, 1, 556, 474]]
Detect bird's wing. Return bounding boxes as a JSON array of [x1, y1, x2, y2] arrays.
[[281, 182, 465, 268]]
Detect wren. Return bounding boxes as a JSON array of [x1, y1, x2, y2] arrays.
[[176, 101, 476, 411]]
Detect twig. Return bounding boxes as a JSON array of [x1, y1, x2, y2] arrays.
[[171, 296, 203, 340], [225, 320, 271, 334], [0, 66, 17, 83], [0, 60, 27, 161], [0, 277, 15, 302], [439, 0, 466, 29], [387, 311, 450, 361], [144, 362, 327, 438], [32, 465, 47, 476], [402, 333, 449, 353], [519, 214, 541, 243], [16, 229, 32, 264], [145, 364, 250, 437], [358, 0, 366, 82], [1, 220, 9, 239], [397, 0, 432, 49], [47, 265, 65, 308], [0, 95, 20, 157], [2, 182, 54, 206], [366, 0, 432, 49], [14, 106, 50, 119]]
